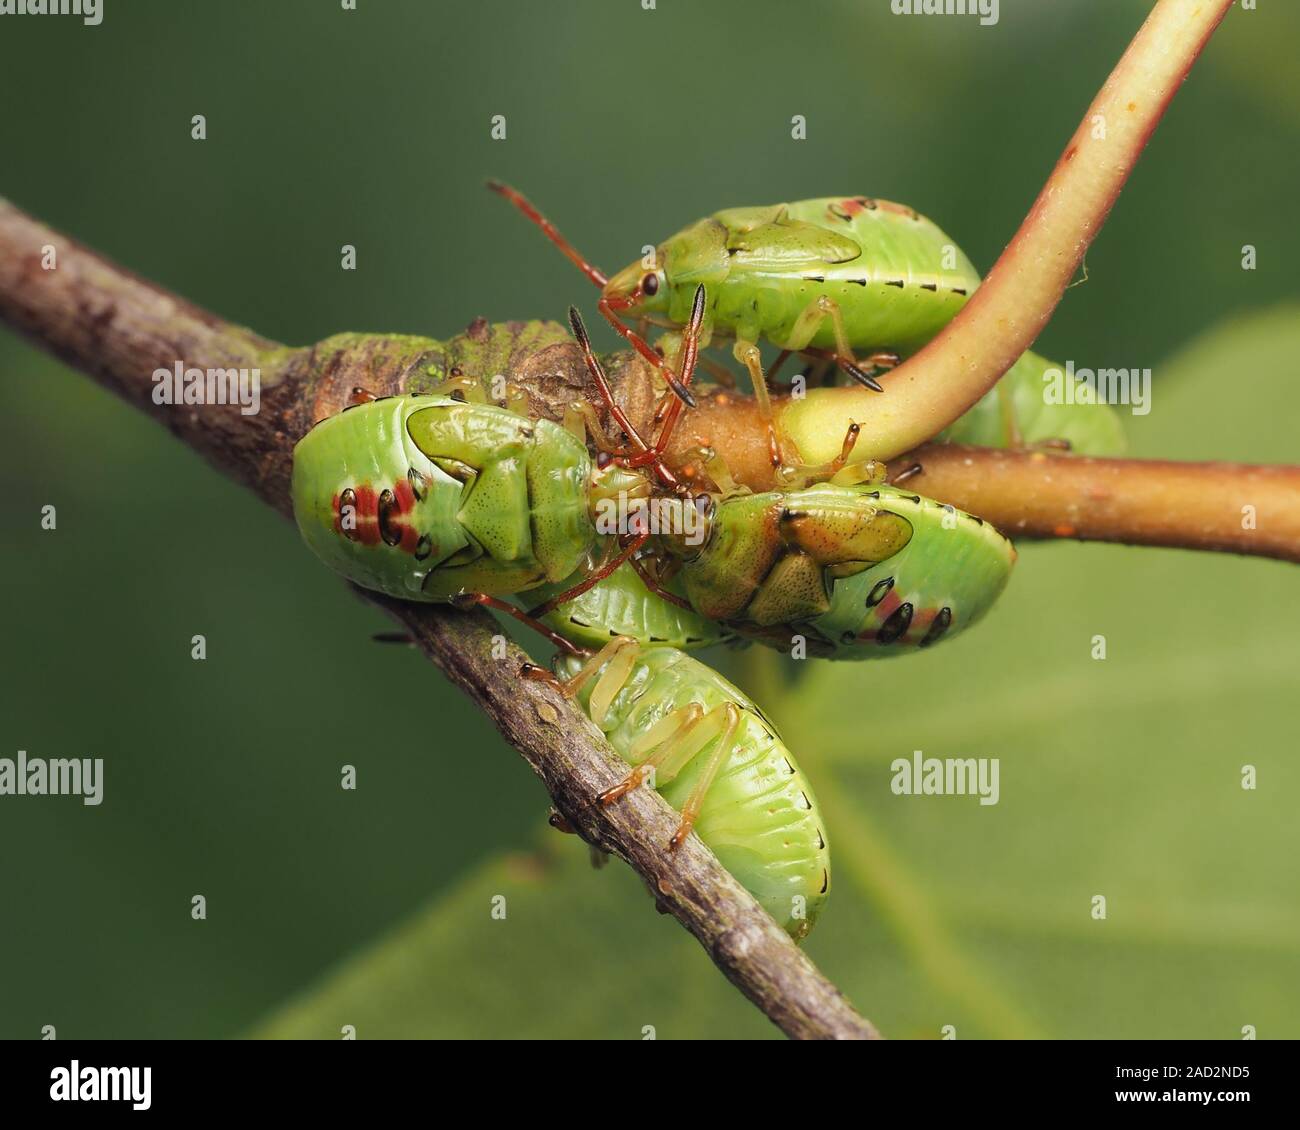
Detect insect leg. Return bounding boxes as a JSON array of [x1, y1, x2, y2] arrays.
[[731, 338, 786, 470], [991, 381, 1073, 452], [628, 551, 693, 611], [696, 351, 737, 388], [631, 286, 711, 470], [798, 345, 900, 390], [486, 180, 609, 288], [597, 297, 699, 409], [576, 636, 643, 725], [487, 179, 697, 410], [765, 349, 793, 386], [569, 299, 704, 496], [786, 296, 897, 392], [889, 461, 925, 486], [525, 534, 650, 619], [561, 401, 620, 453], [439, 370, 488, 403], [775, 423, 888, 489], [652, 327, 733, 387], [504, 384, 531, 415], [569, 307, 660, 459], [664, 703, 742, 851], [533, 634, 632, 694], [597, 703, 703, 806], [451, 592, 589, 657], [991, 382, 1074, 452], [685, 444, 745, 498], [997, 380, 1025, 449]]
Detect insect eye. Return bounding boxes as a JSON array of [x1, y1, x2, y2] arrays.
[[378, 489, 403, 547], [641, 272, 660, 296]]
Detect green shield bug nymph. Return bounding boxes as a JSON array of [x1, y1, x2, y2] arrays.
[[546, 639, 831, 940], [940, 349, 1128, 455], [489, 183, 984, 449], [648, 481, 1016, 660], [492, 183, 1130, 461], [291, 392, 597, 603], [491, 183, 977, 386], [290, 303, 714, 654]]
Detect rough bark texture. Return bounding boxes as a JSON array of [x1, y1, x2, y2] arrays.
[[0, 197, 879, 1041]]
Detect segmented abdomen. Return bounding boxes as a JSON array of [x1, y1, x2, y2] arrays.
[[703, 196, 981, 354], [671, 482, 1014, 659], [536, 561, 728, 651], [560, 646, 830, 939], [809, 487, 1017, 658]]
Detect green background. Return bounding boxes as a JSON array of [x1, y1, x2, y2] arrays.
[[1, 0, 1296, 1040]]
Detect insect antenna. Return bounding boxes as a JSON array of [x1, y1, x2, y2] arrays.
[[488, 180, 700, 410], [641, 284, 708, 458], [567, 306, 691, 495], [450, 592, 589, 657], [596, 292, 699, 409], [486, 180, 609, 288]]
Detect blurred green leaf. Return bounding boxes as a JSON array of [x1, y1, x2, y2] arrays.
[[251, 837, 788, 1041]]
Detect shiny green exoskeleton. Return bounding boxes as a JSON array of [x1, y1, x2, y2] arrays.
[[494, 184, 980, 394], [291, 394, 603, 601], [557, 640, 830, 940], [611, 197, 1128, 453], [612, 196, 978, 357], [660, 482, 1015, 659], [495, 183, 1127, 453], [537, 561, 730, 652], [293, 397, 1013, 662], [536, 479, 1014, 661]]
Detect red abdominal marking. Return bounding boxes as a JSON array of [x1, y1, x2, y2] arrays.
[[333, 479, 420, 552], [856, 587, 947, 646], [390, 477, 420, 552]]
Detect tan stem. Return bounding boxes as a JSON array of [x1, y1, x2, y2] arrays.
[[779, 0, 1235, 465], [886, 446, 1300, 563]]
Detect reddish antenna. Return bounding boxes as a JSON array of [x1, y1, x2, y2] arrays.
[[489, 179, 698, 408], [567, 286, 706, 494], [487, 180, 608, 288]]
